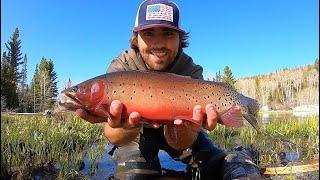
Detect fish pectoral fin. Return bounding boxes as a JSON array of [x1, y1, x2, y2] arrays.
[[93, 104, 110, 118], [220, 105, 244, 128], [243, 113, 260, 132]]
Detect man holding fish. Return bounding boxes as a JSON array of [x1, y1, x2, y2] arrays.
[[67, 0, 262, 179]]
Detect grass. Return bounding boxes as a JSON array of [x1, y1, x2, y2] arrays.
[[208, 115, 319, 167], [1, 113, 108, 179], [1, 113, 318, 179]]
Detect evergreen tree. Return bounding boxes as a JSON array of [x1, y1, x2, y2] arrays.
[[5, 27, 23, 86], [65, 78, 73, 90], [2, 28, 24, 110], [18, 54, 28, 112], [30, 65, 41, 112], [1, 52, 10, 111], [30, 58, 58, 112], [315, 58, 319, 72], [1, 51, 18, 110], [222, 66, 236, 86], [215, 71, 222, 82]]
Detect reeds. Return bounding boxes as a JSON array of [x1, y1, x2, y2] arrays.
[[1, 113, 108, 179], [208, 115, 319, 167]]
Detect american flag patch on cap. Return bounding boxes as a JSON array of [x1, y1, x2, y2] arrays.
[[146, 4, 173, 22]]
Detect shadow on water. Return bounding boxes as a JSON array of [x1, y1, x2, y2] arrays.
[[79, 145, 187, 179]]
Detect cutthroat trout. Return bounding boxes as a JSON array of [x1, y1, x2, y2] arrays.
[[58, 70, 260, 131]]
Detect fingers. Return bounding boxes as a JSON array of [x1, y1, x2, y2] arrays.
[[203, 104, 218, 131], [108, 100, 123, 127], [75, 109, 106, 124], [191, 105, 204, 132], [128, 112, 141, 128]]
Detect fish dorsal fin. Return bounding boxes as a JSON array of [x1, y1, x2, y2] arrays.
[[215, 82, 236, 90]]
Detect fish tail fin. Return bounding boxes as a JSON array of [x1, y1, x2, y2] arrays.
[[239, 94, 260, 115], [243, 113, 260, 132]]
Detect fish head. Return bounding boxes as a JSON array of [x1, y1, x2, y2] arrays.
[[58, 78, 106, 111]]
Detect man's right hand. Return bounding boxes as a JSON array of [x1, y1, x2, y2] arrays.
[[75, 100, 142, 129]]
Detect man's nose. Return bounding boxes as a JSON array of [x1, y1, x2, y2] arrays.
[[151, 36, 165, 48]]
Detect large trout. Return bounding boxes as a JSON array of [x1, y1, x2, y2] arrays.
[[58, 70, 260, 131]]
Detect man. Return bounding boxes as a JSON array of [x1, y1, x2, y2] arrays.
[[76, 0, 262, 179]]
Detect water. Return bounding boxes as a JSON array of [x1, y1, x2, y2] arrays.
[[258, 111, 317, 125], [80, 113, 317, 179], [80, 147, 187, 179]]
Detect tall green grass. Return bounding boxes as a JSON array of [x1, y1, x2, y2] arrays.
[[208, 115, 319, 167], [1, 113, 108, 179]]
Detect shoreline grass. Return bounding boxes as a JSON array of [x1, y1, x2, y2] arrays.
[[208, 115, 319, 167], [1, 113, 318, 179], [1, 113, 108, 179]]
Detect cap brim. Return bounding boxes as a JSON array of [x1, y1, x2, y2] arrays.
[[133, 24, 185, 33]]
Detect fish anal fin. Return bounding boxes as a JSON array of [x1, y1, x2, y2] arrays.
[[220, 105, 244, 128]]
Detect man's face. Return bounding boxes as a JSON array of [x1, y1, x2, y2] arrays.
[[137, 27, 180, 71]]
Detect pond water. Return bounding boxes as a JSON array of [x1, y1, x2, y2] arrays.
[[79, 113, 318, 179]]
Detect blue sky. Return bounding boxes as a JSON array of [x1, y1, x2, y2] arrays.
[[1, 0, 319, 92]]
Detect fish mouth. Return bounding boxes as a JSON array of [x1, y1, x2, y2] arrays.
[[58, 92, 83, 111]]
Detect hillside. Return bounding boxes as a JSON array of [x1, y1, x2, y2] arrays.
[[235, 59, 319, 110]]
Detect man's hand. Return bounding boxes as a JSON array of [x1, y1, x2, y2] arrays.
[[164, 104, 219, 150], [76, 100, 142, 129], [172, 104, 218, 132]]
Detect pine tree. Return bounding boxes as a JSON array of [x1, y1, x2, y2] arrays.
[[18, 54, 28, 112], [222, 66, 236, 86], [30, 58, 58, 112], [5, 27, 23, 86], [3, 28, 24, 110], [1, 51, 18, 110], [215, 71, 222, 82], [1, 52, 10, 111]]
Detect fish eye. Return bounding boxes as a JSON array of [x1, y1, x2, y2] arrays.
[[72, 86, 78, 93]]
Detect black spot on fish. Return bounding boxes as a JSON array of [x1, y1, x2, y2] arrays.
[[150, 95, 153, 98], [122, 90, 124, 93], [130, 97, 133, 100], [133, 91, 136, 94], [113, 91, 116, 93]]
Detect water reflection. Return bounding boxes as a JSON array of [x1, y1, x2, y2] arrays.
[[258, 112, 318, 126]]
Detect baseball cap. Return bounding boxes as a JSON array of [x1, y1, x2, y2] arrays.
[[133, 0, 184, 32]]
